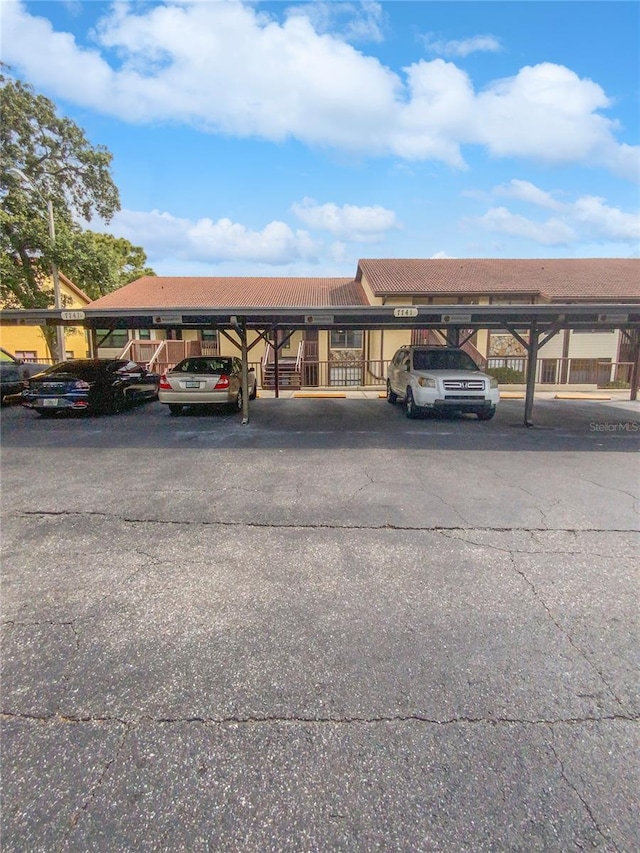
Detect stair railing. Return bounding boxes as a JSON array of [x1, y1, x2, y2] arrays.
[[147, 340, 168, 371], [118, 338, 135, 361], [262, 341, 274, 371]]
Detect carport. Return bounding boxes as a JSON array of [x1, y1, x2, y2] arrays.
[[2, 302, 639, 426]]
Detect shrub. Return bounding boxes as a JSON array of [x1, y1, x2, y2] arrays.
[[599, 380, 630, 389], [485, 366, 525, 384]]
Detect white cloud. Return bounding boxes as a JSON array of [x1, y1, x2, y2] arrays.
[[2, 0, 637, 177], [291, 198, 397, 241], [286, 2, 385, 44], [470, 180, 639, 245], [471, 208, 577, 245], [571, 196, 640, 241], [421, 33, 501, 58], [495, 180, 565, 211], [110, 209, 321, 265]]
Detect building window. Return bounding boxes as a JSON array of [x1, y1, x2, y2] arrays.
[[97, 329, 129, 349], [330, 330, 363, 349], [137, 329, 151, 340]]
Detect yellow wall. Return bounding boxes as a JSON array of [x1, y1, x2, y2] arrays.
[[0, 276, 90, 362]]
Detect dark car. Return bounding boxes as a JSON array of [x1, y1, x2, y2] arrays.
[[22, 359, 159, 417], [0, 347, 50, 404]]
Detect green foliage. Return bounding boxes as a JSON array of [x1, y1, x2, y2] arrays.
[[485, 366, 526, 384], [599, 379, 630, 389], [60, 230, 156, 300], [0, 69, 124, 308]]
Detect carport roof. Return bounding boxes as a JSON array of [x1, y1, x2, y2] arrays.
[[358, 258, 640, 301], [88, 276, 367, 309]]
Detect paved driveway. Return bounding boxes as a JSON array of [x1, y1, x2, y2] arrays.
[[1, 397, 638, 851]]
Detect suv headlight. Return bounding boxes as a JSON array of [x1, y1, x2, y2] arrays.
[[489, 377, 499, 389], [417, 377, 436, 388]]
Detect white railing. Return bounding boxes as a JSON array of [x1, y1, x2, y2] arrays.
[[262, 341, 274, 370]]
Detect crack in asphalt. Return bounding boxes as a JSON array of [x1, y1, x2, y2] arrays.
[[3, 711, 637, 726], [506, 552, 629, 712], [440, 529, 637, 559], [60, 724, 131, 852], [548, 734, 621, 852], [12, 509, 640, 534]]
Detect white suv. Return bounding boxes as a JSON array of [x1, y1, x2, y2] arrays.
[[387, 346, 500, 420]]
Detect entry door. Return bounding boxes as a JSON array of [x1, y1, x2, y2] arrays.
[[303, 329, 319, 386]]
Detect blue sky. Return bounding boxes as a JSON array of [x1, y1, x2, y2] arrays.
[[2, 0, 639, 277]]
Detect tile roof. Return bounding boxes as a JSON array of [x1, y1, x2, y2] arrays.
[[88, 277, 367, 309], [358, 258, 640, 301]]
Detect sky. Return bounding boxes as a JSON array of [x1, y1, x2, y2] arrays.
[[2, 0, 639, 278]]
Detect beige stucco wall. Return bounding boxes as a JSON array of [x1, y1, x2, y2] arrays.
[[538, 329, 620, 360], [359, 272, 383, 305]]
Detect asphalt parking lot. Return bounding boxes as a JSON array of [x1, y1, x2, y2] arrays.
[[1, 395, 639, 851]]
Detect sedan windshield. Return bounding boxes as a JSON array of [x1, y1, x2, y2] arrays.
[[413, 350, 478, 371]]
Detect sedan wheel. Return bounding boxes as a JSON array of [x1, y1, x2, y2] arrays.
[[387, 380, 397, 404], [234, 388, 243, 412], [249, 380, 257, 401], [110, 390, 126, 415]]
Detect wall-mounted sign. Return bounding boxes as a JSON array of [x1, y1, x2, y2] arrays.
[[441, 313, 473, 324], [61, 310, 85, 321], [153, 314, 183, 324], [393, 307, 418, 318], [598, 313, 628, 323], [305, 314, 334, 324]]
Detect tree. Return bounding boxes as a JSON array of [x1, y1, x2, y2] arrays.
[[0, 69, 122, 311], [60, 231, 156, 300]]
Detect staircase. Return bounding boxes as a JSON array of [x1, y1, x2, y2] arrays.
[[262, 359, 301, 388]]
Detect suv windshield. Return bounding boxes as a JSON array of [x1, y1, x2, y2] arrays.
[[413, 350, 478, 371]]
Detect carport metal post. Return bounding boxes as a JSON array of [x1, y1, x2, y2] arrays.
[[446, 326, 461, 347], [273, 330, 280, 399], [628, 328, 640, 402], [524, 322, 540, 427], [240, 319, 250, 424]]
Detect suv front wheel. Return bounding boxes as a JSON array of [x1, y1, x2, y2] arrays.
[[477, 407, 496, 421], [405, 387, 421, 419], [387, 380, 397, 404]]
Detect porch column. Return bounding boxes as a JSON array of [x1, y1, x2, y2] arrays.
[[88, 328, 98, 358]]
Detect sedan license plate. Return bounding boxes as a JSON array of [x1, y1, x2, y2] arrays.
[[42, 398, 59, 407], [185, 381, 201, 388]]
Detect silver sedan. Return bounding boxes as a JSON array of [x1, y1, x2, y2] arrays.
[[158, 356, 257, 415]]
